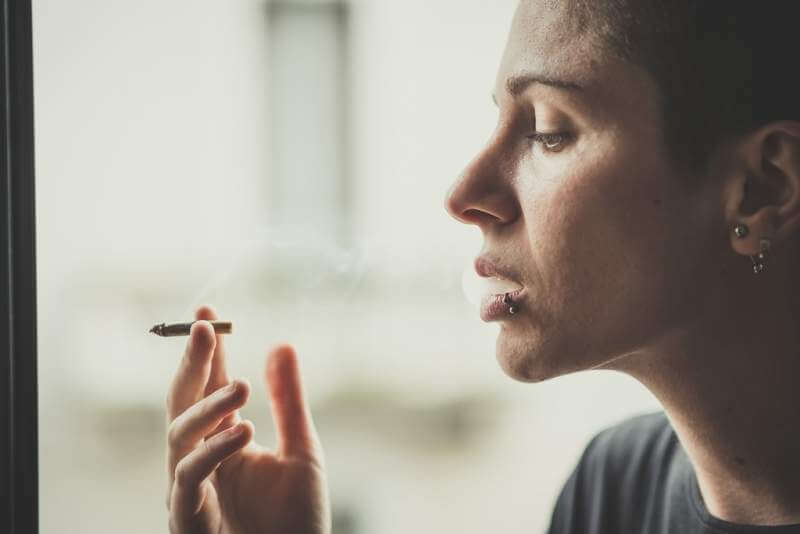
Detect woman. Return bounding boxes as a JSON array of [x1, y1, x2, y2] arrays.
[[163, 1, 800, 532]]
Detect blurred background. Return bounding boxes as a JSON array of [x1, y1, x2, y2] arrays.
[[32, 0, 660, 532]]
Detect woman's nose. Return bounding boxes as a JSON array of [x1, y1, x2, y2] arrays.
[[444, 149, 518, 230]]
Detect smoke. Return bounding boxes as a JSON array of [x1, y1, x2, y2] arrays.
[[183, 223, 371, 317], [181, 223, 476, 318]]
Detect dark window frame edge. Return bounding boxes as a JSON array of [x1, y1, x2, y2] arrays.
[[1, 0, 39, 532]]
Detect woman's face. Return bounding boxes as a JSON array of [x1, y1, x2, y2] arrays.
[[445, 1, 720, 382]]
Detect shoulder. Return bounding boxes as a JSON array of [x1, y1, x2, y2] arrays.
[[586, 410, 676, 475], [547, 411, 680, 533], [579, 410, 679, 500]]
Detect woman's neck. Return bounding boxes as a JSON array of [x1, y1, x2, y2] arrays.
[[614, 274, 800, 525]]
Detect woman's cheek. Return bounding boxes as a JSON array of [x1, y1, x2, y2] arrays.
[[543, 161, 632, 293]]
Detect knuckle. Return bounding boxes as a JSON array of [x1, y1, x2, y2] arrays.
[[174, 459, 192, 489], [202, 437, 215, 459], [166, 419, 182, 448]]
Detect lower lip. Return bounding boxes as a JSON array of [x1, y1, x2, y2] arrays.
[[479, 287, 527, 322]]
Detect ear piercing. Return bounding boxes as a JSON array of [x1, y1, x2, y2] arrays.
[[733, 223, 770, 274], [750, 238, 770, 274]]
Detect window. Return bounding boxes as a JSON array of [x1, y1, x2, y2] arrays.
[[1, 0, 39, 532], [268, 1, 351, 244], [10, 2, 660, 533]]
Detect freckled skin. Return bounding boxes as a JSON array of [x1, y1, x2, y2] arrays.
[[446, 0, 721, 382]]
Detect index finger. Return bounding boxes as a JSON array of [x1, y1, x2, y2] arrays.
[[195, 305, 231, 396], [166, 321, 216, 422], [194, 305, 239, 437]]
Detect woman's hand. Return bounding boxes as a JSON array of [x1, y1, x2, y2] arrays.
[[165, 306, 330, 534]]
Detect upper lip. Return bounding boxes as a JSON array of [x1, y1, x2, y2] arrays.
[[474, 256, 522, 283]]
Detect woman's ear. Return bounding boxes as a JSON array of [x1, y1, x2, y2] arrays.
[[724, 121, 800, 257]]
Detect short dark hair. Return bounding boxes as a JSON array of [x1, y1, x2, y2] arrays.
[[571, 1, 799, 173]]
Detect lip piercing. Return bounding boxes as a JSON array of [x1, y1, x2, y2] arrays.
[[504, 292, 518, 315]]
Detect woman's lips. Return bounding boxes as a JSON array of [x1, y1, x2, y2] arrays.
[[463, 258, 527, 321], [480, 275, 524, 295]]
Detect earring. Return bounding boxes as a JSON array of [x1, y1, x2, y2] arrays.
[[733, 223, 749, 239], [733, 224, 770, 274], [750, 238, 771, 274]]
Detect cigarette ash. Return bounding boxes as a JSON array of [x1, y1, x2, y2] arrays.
[[148, 323, 165, 336]]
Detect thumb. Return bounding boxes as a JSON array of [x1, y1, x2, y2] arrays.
[[265, 344, 324, 465]]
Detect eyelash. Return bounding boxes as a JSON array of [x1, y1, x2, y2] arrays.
[[527, 132, 570, 153]]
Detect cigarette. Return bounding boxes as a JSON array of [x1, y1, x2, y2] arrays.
[[149, 321, 233, 337]]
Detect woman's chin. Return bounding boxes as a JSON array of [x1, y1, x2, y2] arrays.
[[496, 330, 549, 383], [495, 327, 581, 383]]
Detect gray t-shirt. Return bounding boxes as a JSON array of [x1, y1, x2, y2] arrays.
[[546, 411, 800, 533]]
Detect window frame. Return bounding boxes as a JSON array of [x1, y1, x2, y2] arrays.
[[1, 0, 39, 532]]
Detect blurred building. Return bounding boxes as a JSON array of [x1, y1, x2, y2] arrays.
[[32, 1, 661, 533]]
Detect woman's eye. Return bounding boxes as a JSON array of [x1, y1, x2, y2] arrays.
[[528, 132, 569, 153]]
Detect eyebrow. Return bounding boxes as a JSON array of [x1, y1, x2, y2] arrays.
[[492, 73, 583, 106]]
